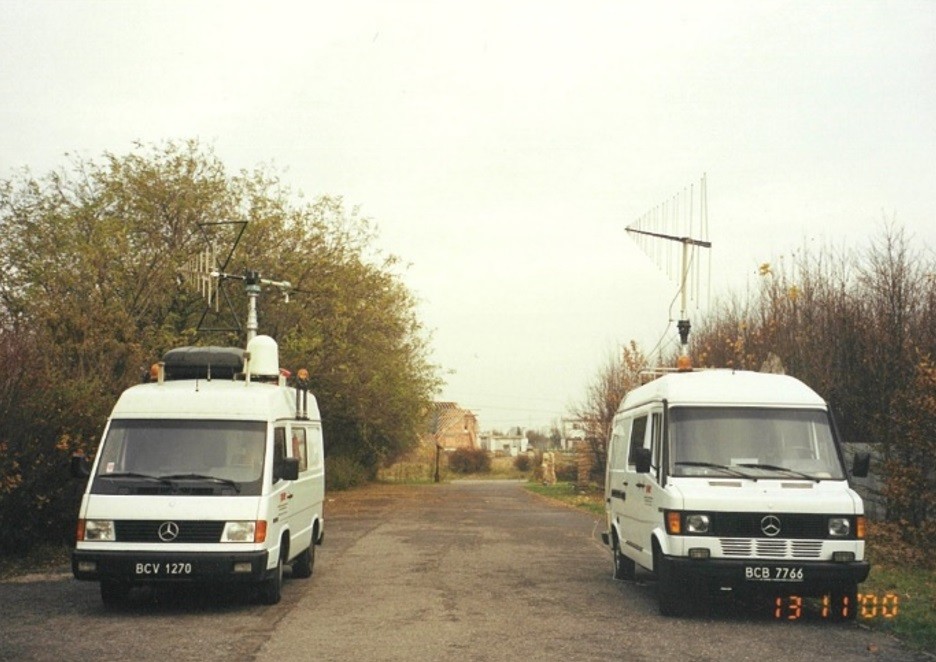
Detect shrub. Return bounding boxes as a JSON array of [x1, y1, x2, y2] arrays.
[[513, 454, 533, 472], [325, 455, 369, 491], [555, 463, 578, 482], [447, 447, 491, 474]]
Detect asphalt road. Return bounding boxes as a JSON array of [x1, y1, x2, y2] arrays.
[[0, 481, 926, 661]]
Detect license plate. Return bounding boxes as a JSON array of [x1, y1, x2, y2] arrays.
[[744, 566, 804, 582], [134, 561, 193, 576]]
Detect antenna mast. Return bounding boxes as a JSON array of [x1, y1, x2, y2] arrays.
[[626, 174, 712, 363], [182, 221, 292, 342]]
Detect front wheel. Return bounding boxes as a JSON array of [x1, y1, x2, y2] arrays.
[[611, 540, 635, 580], [292, 542, 315, 579], [655, 548, 687, 617], [258, 553, 284, 605]]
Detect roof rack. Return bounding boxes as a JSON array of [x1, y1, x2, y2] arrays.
[[161, 346, 244, 381]]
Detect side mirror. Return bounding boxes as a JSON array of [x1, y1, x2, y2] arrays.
[[634, 447, 652, 474], [275, 457, 300, 482], [70, 454, 90, 479], [851, 452, 870, 479]]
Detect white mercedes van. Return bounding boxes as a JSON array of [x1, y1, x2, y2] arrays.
[[72, 335, 325, 607], [602, 369, 870, 618]]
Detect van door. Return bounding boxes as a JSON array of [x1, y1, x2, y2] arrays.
[[633, 409, 664, 568], [607, 417, 630, 534], [285, 423, 323, 556], [266, 426, 292, 566], [620, 408, 661, 570]]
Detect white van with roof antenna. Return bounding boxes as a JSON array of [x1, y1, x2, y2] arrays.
[[71, 335, 325, 607], [601, 368, 871, 618]]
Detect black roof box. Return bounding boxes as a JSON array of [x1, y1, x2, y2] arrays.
[[162, 346, 244, 380]]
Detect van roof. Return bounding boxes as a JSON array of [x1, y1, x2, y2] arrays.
[[110, 379, 320, 421], [619, 370, 826, 412]]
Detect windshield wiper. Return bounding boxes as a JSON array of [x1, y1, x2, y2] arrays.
[[99, 472, 171, 484], [674, 461, 753, 478], [159, 473, 241, 493], [736, 463, 819, 482]]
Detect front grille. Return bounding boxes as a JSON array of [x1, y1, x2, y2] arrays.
[[114, 520, 225, 543], [756, 539, 787, 557], [719, 538, 824, 559], [712, 513, 833, 539], [791, 540, 823, 558]]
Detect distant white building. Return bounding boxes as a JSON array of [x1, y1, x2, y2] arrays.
[[560, 418, 588, 450], [479, 428, 528, 456]]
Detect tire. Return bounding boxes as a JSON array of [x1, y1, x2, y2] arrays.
[[655, 547, 687, 617], [830, 583, 858, 621], [100, 580, 130, 608], [611, 539, 635, 581], [292, 542, 315, 579], [259, 552, 284, 605]]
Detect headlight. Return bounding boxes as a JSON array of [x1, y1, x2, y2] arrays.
[[221, 521, 256, 543], [221, 521, 266, 543], [828, 517, 851, 537], [83, 519, 116, 541], [686, 514, 711, 534]]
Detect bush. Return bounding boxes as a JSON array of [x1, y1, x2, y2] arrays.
[[447, 447, 491, 474], [513, 454, 533, 472], [325, 455, 370, 491], [555, 463, 578, 482]]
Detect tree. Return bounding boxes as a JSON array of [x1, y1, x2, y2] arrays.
[[0, 140, 439, 553], [688, 224, 935, 560], [571, 341, 646, 477]]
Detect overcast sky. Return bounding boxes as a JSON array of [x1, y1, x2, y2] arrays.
[[2, 1, 934, 430]]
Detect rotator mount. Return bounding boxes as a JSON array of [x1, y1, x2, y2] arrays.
[[677, 318, 691, 347]]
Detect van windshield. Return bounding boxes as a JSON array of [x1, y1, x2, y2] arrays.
[[91, 419, 267, 496], [668, 407, 845, 480]]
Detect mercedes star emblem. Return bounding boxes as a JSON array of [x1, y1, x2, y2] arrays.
[[158, 521, 180, 542], [760, 515, 782, 537]]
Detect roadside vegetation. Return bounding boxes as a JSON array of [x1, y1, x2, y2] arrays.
[[0, 140, 439, 557]]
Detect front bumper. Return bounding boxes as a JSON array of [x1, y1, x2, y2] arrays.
[[661, 555, 870, 594], [72, 549, 272, 584]]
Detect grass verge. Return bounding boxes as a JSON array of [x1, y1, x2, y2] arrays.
[[524, 481, 604, 516], [859, 561, 935, 653], [526, 481, 935, 654]]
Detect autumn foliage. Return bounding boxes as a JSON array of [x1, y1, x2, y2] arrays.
[[0, 141, 439, 555], [689, 226, 935, 565]]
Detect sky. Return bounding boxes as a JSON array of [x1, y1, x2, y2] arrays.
[[2, 1, 935, 431]]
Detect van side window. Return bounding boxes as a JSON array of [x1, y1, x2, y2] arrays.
[[308, 425, 322, 468], [651, 412, 662, 479], [274, 427, 287, 473], [628, 415, 648, 465], [291, 427, 308, 472], [610, 420, 630, 471]]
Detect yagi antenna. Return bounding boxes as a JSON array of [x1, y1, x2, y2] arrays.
[[626, 174, 712, 362], [182, 221, 293, 341]]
